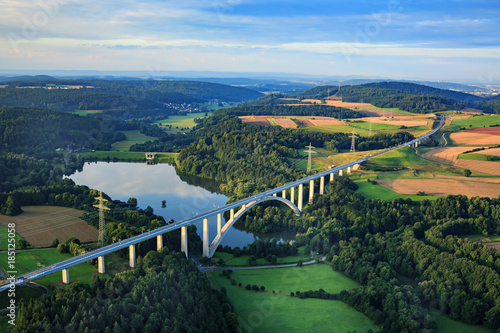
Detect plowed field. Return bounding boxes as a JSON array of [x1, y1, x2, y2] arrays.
[[450, 127, 500, 145], [422, 147, 500, 176], [0, 206, 98, 247], [377, 178, 500, 198]]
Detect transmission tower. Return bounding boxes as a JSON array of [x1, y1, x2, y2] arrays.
[[305, 143, 317, 173], [94, 192, 110, 246], [350, 130, 357, 153]]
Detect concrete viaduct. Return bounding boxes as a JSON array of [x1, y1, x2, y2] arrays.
[[0, 116, 444, 291]]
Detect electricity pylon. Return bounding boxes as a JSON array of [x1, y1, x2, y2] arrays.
[[350, 130, 357, 153], [305, 143, 317, 173], [94, 192, 110, 246]]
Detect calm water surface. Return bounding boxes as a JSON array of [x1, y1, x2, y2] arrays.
[[68, 162, 295, 248]]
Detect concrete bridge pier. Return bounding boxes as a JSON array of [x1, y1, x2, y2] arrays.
[[129, 245, 136, 268], [320, 176, 325, 195], [230, 209, 234, 220], [273, 193, 277, 197], [282, 190, 286, 199], [309, 179, 314, 203], [203, 218, 209, 257], [298, 184, 303, 211], [62, 269, 69, 284], [181, 226, 188, 257], [347, 166, 351, 174], [339, 169, 343, 176], [291, 187, 295, 204], [157, 235, 163, 251], [330, 172, 334, 182], [217, 213, 222, 236], [98, 256, 105, 274]]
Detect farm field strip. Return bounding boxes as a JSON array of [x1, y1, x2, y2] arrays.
[[0, 206, 98, 248], [111, 130, 157, 151]]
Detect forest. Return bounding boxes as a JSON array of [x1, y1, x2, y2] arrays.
[[292, 82, 475, 113], [0, 78, 263, 113], [10, 251, 239, 333], [231, 177, 500, 332]]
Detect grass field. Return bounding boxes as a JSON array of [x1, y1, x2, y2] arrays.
[[152, 112, 206, 133], [305, 125, 371, 136], [369, 146, 433, 168], [433, 312, 493, 333], [111, 130, 157, 151], [355, 180, 441, 201], [0, 249, 99, 286], [458, 153, 500, 162], [268, 118, 278, 126], [450, 115, 500, 130], [79, 151, 177, 163], [209, 265, 379, 333], [0, 225, 26, 251], [213, 246, 311, 266]]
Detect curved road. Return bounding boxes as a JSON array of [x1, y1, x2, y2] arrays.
[[0, 116, 445, 292]]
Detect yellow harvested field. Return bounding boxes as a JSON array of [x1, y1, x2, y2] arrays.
[[240, 116, 273, 126], [454, 160, 500, 176], [473, 148, 500, 156], [324, 100, 376, 109], [0, 206, 98, 247], [377, 178, 500, 199], [362, 116, 430, 127], [422, 147, 478, 165], [422, 147, 500, 176], [274, 118, 298, 128], [450, 127, 500, 145]]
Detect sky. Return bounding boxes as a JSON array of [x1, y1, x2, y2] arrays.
[[0, 0, 499, 82]]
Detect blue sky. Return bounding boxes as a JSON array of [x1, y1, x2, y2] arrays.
[[1, 0, 499, 82]]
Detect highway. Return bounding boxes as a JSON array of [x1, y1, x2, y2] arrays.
[[0, 116, 445, 292]]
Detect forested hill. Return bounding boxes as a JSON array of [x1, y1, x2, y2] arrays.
[[478, 95, 500, 114], [292, 82, 483, 113], [0, 79, 264, 112]]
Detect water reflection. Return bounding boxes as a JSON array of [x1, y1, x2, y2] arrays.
[[68, 162, 295, 248]]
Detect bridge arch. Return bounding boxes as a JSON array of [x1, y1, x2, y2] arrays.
[[208, 196, 301, 257]]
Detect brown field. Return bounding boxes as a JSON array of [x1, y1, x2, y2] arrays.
[[0, 206, 98, 247], [486, 242, 500, 251], [362, 116, 430, 127], [422, 146, 500, 176], [274, 118, 297, 128], [240, 116, 272, 126], [239, 115, 344, 128], [308, 119, 345, 126], [377, 178, 500, 198], [474, 148, 500, 156], [422, 147, 478, 165], [293, 118, 314, 127], [450, 127, 500, 145]]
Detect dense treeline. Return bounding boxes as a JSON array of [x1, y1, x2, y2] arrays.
[[11, 251, 238, 333], [175, 115, 351, 195], [2, 79, 262, 111], [0, 107, 123, 154], [219, 104, 362, 119], [0, 107, 131, 194], [292, 82, 469, 113], [477, 96, 500, 114], [241, 178, 500, 331]]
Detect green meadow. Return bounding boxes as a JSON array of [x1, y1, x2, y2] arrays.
[[111, 130, 157, 151], [355, 180, 441, 202], [450, 115, 500, 130], [78, 151, 177, 163], [152, 112, 207, 133], [209, 265, 379, 333]]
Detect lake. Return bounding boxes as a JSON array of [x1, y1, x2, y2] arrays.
[[68, 162, 296, 248]]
